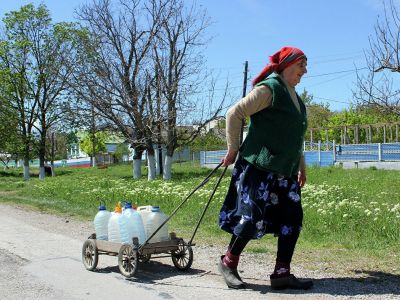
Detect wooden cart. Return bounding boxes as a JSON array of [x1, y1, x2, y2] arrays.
[[82, 232, 193, 278], [82, 162, 226, 278]]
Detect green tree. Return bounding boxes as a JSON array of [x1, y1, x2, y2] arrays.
[[327, 107, 400, 143], [0, 98, 23, 167], [189, 131, 226, 152], [45, 131, 71, 161], [299, 88, 314, 105], [114, 143, 130, 163], [80, 132, 107, 159], [0, 21, 37, 178], [1, 4, 80, 179], [299, 89, 333, 143]]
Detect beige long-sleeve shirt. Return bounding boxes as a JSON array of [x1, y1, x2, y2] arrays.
[[225, 75, 305, 170]]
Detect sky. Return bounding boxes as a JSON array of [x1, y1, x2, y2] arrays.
[[0, 0, 398, 112]]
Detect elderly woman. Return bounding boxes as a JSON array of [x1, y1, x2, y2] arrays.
[[218, 46, 313, 290]]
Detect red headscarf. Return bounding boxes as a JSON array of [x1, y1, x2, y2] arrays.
[[252, 47, 306, 86]]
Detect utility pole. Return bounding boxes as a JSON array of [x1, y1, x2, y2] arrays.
[[155, 66, 163, 175], [239, 61, 248, 144]]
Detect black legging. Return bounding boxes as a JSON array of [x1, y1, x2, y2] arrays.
[[228, 232, 300, 263], [228, 235, 249, 256]]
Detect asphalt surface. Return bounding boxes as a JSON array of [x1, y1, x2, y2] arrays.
[[0, 204, 399, 300]]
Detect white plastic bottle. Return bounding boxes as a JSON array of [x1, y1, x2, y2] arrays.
[[121, 202, 146, 244], [93, 201, 111, 240], [108, 202, 125, 243], [137, 205, 153, 230], [145, 206, 169, 243]]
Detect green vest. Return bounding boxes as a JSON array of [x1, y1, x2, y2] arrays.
[[239, 75, 308, 176]]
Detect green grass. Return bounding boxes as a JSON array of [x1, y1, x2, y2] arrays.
[[303, 167, 400, 251], [1, 162, 399, 274]]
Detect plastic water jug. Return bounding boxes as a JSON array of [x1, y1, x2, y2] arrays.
[[121, 202, 146, 244], [93, 200, 111, 240], [137, 205, 153, 225], [141, 206, 169, 243], [108, 202, 126, 243]]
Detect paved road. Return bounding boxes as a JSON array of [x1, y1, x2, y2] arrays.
[[0, 211, 163, 299], [0, 205, 399, 300]]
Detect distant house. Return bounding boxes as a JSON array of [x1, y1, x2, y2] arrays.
[[204, 116, 225, 132], [67, 131, 131, 161]]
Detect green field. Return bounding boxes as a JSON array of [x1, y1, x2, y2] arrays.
[[0, 162, 399, 275]]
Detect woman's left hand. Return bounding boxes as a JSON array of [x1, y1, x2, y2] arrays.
[[298, 169, 306, 188], [222, 149, 238, 166]]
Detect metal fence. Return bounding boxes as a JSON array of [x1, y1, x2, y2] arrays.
[[199, 149, 336, 167], [335, 143, 400, 162], [3, 142, 400, 169], [199, 142, 400, 167]]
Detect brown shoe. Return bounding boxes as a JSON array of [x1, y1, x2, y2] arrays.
[[270, 274, 313, 290], [218, 256, 246, 289]]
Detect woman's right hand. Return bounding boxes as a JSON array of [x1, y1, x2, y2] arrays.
[[222, 149, 238, 166]]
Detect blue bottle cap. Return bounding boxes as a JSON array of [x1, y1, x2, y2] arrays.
[[151, 206, 160, 212], [99, 205, 106, 211], [124, 202, 133, 209]]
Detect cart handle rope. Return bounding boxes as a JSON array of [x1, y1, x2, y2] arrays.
[[188, 163, 228, 245], [139, 162, 227, 250]]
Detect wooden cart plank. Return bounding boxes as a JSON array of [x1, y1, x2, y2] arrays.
[[140, 239, 179, 255], [95, 236, 181, 255], [96, 240, 121, 253]]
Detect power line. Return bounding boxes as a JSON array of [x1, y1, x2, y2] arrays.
[[311, 50, 364, 59], [204, 67, 367, 92], [191, 70, 361, 95], [310, 55, 364, 65], [313, 95, 352, 104], [208, 52, 364, 72], [306, 72, 356, 88], [304, 67, 368, 78], [249, 53, 364, 69]]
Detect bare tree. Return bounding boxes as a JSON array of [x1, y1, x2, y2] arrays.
[[72, 0, 228, 180], [354, 0, 400, 115], [72, 0, 168, 180], [153, 0, 227, 179]]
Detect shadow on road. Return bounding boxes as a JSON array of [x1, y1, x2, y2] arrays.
[[242, 270, 400, 297], [93, 260, 400, 298], [94, 259, 206, 283]]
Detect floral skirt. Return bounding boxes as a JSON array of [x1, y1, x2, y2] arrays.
[[218, 156, 303, 240]]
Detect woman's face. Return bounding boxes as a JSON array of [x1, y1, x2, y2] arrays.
[[281, 58, 307, 87]]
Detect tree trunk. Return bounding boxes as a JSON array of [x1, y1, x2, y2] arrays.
[[50, 133, 55, 177], [132, 147, 143, 179], [38, 134, 46, 180], [147, 154, 156, 181], [39, 156, 45, 180], [155, 146, 160, 176], [133, 159, 141, 179], [146, 141, 156, 181], [91, 155, 96, 167], [39, 166, 45, 179], [23, 157, 30, 180], [163, 122, 176, 180], [51, 163, 55, 177], [163, 155, 173, 180]]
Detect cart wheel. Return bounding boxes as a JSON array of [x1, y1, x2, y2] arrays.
[[139, 254, 151, 263], [82, 239, 98, 271], [171, 239, 193, 271], [118, 244, 138, 278]]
